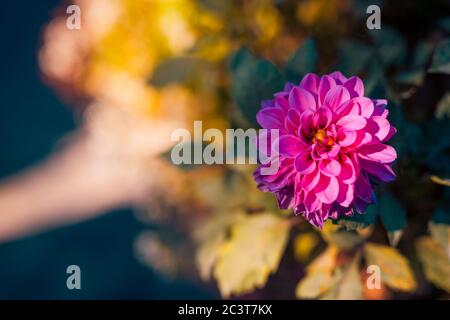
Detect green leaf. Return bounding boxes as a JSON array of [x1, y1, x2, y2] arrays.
[[395, 69, 425, 86], [229, 48, 285, 127], [213, 212, 290, 297], [378, 192, 407, 233], [429, 39, 450, 74], [432, 206, 450, 225], [284, 38, 318, 82], [364, 243, 417, 292], [370, 26, 406, 67], [336, 40, 373, 76], [416, 236, 450, 293]]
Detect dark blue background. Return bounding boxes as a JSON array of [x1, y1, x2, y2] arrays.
[[0, 0, 211, 299]]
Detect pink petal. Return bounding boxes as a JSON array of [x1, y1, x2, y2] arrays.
[[337, 128, 357, 147], [329, 71, 348, 84], [278, 134, 306, 157], [319, 159, 342, 177], [288, 87, 316, 111], [323, 85, 351, 112], [318, 75, 337, 106], [366, 116, 391, 141], [338, 154, 358, 184], [343, 76, 364, 97], [304, 191, 321, 212], [295, 151, 316, 174], [301, 167, 321, 191], [315, 175, 339, 204], [354, 173, 374, 203], [274, 96, 290, 111], [256, 107, 285, 129], [336, 182, 354, 207], [300, 73, 320, 95], [358, 143, 397, 163], [355, 97, 374, 118], [336, 115, 367, 130], [313, 107, 333, 129]]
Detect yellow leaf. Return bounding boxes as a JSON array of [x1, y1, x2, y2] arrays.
[[364, 243, 417, 292], [296, 245, 339, 299], [429, 222, 450, 256], [195, 210, 244, 280], [294, 232, 320, 262], [213, 212, 290, 297], [416, 236, 450, 293], [334, 253, 363, 300]]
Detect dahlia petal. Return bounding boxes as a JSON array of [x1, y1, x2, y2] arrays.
[[337, 128, 357, 147], [301, 167, 321, 191], [372, 99, 388, 116], [343, 76, 364, 97], [318, 75, 336, 106], [358, 143, 397, 163], [295, 151, 316, 174], [360, 158, 396, 182], [338, 154, 358, 184], [300, 73, 320, 94], [355, 97, 374, 118], [366, 116, 391, 141], [288, 87, 316, 111], [287, 108, 301, 125], [256, 107, 285, 129], [336, 114, 366, 130], [315, 175, 339, 204], [304, 191, 321, 213], [323, 85, 351, 112], [319, 159, 341, 177], [274, 96, 290, 111], [313, 107, 333, 129], [336, 182, 354, 207], [278, 134, 306, 157], [329, 71, 348, 84], [354, 173, 375, 203]]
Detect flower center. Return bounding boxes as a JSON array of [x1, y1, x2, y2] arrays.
[[313, 129, 334, 147]]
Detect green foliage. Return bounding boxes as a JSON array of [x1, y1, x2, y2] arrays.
[[284, 38, 318, 82], [229, 48, 285, 127], [429, 39, 450, 74]]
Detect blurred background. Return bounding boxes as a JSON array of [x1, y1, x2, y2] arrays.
[[0, 0, 213, 299], [0, 0, 448, 299]]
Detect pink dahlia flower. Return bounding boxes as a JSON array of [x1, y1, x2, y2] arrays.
[[254, 72, 397, 228]]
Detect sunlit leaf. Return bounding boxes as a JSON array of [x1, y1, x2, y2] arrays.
[[296, 245, 339, 299], [429, 39, 450, 74], [364, 243, 417, 292], [213, 212, 290, 297], [416, 236, 450, 293], [195, 210, 245, 280], [429, 222, 450, 255]]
